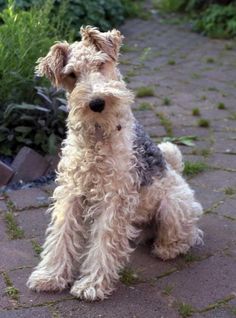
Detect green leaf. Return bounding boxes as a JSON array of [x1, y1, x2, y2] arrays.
[[14, 126, 33, 133], [162, 136, 197, 147], [48, 133, 57, 155]]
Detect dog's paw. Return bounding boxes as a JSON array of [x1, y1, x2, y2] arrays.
[[27, 270, 68, 292], [70, 277, 108, 301]]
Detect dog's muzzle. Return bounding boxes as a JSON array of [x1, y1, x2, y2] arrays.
[[89, 98, 105, 113]]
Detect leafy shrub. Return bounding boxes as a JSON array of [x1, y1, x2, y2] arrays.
[[194, 4, 236, 38], [0, 0, 71, 108], [154, 0, 236, 38], [0, 87, 67, 155]]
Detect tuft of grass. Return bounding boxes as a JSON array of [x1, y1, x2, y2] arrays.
[[2, 272, 19, 301], [120, 44, 138, 53], [139, 47, 152, 62], [224, 187, 236, 196], [162, 97, 171, 106], [200, 148, 211, 157], [183, 161, 208, 177], [208, 86, 219, 92], [138, 102, 153, 111], [5, 286, 19, 300], [120, 268, 139, 286], [156, 112, 173, 136], [206, 57, 215, 63], [126, 69, 138, 77], [197, 118, 210, 128], [31, 240, 43, 256], [192, 108, 200, 116], [225, 43, 233, 50], [200, 95, 207, 101], [136, 86, 155, 98], [217, 102, 226, 109], [229, 112, 236, 120], [162, 285, 174, 296], [167, 59, 176, 65], [178, 303, 194, 317], [4, 212, 24, 240], [183, 252, 201, 263]]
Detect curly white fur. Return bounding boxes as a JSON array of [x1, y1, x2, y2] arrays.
[[27, 26, 203, 301]]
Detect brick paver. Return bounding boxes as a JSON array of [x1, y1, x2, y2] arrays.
[[1, 4, 236, 318]]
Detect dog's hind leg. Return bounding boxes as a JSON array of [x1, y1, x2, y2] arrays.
[[27, 185, 85, 292], [152, 169, 203, 260]]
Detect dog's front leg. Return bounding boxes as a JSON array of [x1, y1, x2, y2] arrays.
[[27, 185, 85, 292], [70, 197, 139, 301]]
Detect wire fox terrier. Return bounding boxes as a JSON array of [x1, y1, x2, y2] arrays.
[[27, 26, 203, 301]]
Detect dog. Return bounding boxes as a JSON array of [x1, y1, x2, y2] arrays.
[[27, 26, 203, 301]]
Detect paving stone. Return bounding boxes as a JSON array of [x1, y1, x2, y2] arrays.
[[0, 200, 7, 212], [191, 170, 236, 192], [199, 213, 236, 255], [0, 240, 37, 271], [0, 215, 8, 241], [16, 208, 50, 239], [216, 198, 236, 219], [9, 268, 72, 307], [157, 255, 236, 309], [130, 245, 180, 281], [193, 186, 225, 211], [209, 153, 236, 170], [8, 188, 49, 210], [41, 182, 56, 196], [53, 284, 178, 318], [0, 307, 52, 318], [11, 147, 49, 183]]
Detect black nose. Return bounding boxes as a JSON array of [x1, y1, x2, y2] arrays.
[[89, 98, 105, 113]]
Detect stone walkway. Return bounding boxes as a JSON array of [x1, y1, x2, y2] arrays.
[[1, 11, 236, 318]]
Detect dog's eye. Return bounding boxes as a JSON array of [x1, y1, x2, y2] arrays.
[[68, 72, 77, 79], [98, 62, 105, 69]]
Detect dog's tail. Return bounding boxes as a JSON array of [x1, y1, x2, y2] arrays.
[[159, 142, 184, 174]]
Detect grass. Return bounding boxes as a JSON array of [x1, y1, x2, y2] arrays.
[[120, 268, 139, 286], [197, 118, 210, 128], [2, 272, 19, 301], [31, 239, 43, 256], [138, 102, 153, 111], [156, 112, 173, 136], [178, 303, 195, 317], [183, 161, 208, 177], [162, 285, 174, 296], [200, 95, 207, 101], [225, 43, 233, 50], [206, 57, 215, 63], [208, 87, 219, 92], [136, 86, 155, 98], [217, 102, 226, 109], [120, 44, 138, 53], [229, 112, 236, 120], [5, 286, 19, 300], [162, 97, 171, 106], [139, 47, 152, 62], [4, 212, 24, 240], [192, 108, 200, 116], [167, 59, 176, 65], [224, 187, 236, 196], [183, 252, 201, 263]]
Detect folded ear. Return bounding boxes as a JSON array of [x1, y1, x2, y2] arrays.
[[35, 42, 69, 87], [80, 26, 123, 61]]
